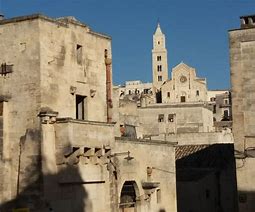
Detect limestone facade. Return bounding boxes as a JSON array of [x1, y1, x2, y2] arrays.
[[116, 23, 231, 132], [161, 62, 207, 104], [0, 14, 177, 212], [229, 14, 255, 212]]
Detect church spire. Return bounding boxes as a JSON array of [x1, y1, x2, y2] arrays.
[[154, 22, 163, 35], [152, 22, 168, 91]]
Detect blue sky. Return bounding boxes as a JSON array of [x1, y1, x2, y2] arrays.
[[2, 0, 255, 89]]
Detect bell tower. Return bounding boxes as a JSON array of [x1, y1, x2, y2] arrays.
[[152, 23, 168, 90]]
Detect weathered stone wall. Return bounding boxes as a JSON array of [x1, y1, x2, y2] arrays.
[[0, 17, 42, 207], [39, 117, 115, 212], [114, 138, 177, 212], [138, 103, 214, 137], [39, 18, 111, 122], [0, 14, 113, 211], [229, 22, 255, 212]]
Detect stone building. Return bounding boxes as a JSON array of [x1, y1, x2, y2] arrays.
[[229, 14, 255, 212], [116, 23, 231, 131], [111, 20, 238, 212], [161, 62, 207, 104], [0, 14, 177, 212]]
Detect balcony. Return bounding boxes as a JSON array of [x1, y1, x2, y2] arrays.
[[55, 118, 115, 148]]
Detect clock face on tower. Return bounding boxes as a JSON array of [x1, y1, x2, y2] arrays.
[[180, 76, 187, 83]]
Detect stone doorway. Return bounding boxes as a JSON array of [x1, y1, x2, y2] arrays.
[[119, 181, 139, 212]]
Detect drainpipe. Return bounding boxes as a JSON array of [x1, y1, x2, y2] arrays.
[[105, 49, 112, 122]]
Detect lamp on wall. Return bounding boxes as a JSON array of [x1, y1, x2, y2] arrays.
[[109, 151, 134, 161]]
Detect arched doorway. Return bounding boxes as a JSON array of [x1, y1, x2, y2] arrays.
[[119, 181, 139, 212]]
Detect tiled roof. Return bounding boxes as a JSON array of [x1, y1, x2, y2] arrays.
[[175, 145, 209, 160]]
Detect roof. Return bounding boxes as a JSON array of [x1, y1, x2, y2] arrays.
[[175, 145, 209, 160], [0, 13, 111, 40], [154, 23, 163, 35]]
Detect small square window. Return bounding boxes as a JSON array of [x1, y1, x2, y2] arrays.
[[168, 114, 174, 122], [157, 56, 161, 61], [158, 114, 164, 122], [158, 76, 162, 81]]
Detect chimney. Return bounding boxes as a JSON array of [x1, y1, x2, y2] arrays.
[[240, 15, 255, 29], [104, 49, 113, 123]]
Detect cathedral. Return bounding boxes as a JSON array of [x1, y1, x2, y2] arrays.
[[117, 23, 232, 130]]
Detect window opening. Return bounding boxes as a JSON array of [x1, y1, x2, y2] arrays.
[[167, 92, 170, 98], [196, 90, 199, 96], [213, 105, 216, 114], [224, 110, 229, 117], [76, 95, 86, 120], [157, 56, 161, 61], [76, 44, 82, 65], [0, 63, 13, 76], [180, 96, 186, 102], [158, 114, 164, 122], [158, 76, 162, 81], [157, 65, 162, 72], [168, 114, 174, 122], [156, 90, 162, 103]]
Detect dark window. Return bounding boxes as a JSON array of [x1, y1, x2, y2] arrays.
[[76, 44, 82, 65], [196, 90, 199, 96], [144, 89, 149, 94], [167, 92, 170, 98], [168, 114, 174, 122], [158, 76, 162, 81], [213, 105, 216, 114], [156, 90, 162, 103], [157, 65, 162, 72], [157, 56, 161, 61], [76, 95, 86, 120], [0, 102, 2, 116], [158, 41, 160, 45], [224, 99, 228, 104], [129, 90, 131, 95], [181, 96, 186, 102], [158, 114, 164, 122], [224, 110, 229, 117]]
